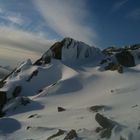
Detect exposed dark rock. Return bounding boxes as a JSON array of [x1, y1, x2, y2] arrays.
[[100, 59, 108, 65], [38, 89, 43, 93], [0, 81, 6, 88], [27, 70, 39, 82], [117, 65, 123, 73], [95, 113, 117, 139], [12, 86, 22, 97], [95, 127, 103, 133], [95, 113, 115, 129], [26, 126, 32, 130], [0, 91, 7, 109], [89, 105, 105, 112], [34, 58, 43, 65], [115, 51, 135, 67], [47, 129, 65, 140], [50, 42, 64, 60], [20, 97, 30, 106], [58, 107, 66, 112], [64, 129, 78, 140], [110, 90, 114, 93], [0, 111, 5, 118], [100, 128, 112, 139], [28, 114, 38, 119], [104, 62, 123, 73]]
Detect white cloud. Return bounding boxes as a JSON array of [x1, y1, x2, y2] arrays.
[[0, 26, 54, 66], [127, 8, 140, 20], [111, 0, 128, 13], [33, 0, 97, 45]]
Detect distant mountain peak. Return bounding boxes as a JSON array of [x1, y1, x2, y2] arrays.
[[34, 37, 103, 65]]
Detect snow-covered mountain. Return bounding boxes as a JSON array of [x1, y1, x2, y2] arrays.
[[0, 38, 140, 140], [34, 37, 103, 66]]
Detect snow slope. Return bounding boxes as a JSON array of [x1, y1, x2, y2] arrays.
[[0, 39, 140, 140]]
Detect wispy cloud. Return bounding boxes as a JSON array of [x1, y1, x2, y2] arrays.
[[127, 8, 140, 20], [0, 26, 54, 66], [0, 7, 25, 25], [111, 0, 129, 13], [33, 0, 97, 45]]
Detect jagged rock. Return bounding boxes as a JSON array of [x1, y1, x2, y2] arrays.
[[47, 129, 65, 140], [50, 42, 64, 59], [58, 107, 66, 112], [115, 51, 135, 67], [100, 128, 112, 139], [95, 113, 117, 139], [89, 105, 105, 112], [12, 86, 22, 97], [95, 113, 115, 129], [64, 129, 78, 140]]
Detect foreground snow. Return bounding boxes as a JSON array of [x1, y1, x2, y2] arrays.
[[0, 58, 140, 140]]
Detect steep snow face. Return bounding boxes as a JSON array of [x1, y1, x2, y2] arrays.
[[61, 38, 103, 64]]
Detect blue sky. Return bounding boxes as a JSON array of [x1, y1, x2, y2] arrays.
[[0, 0, 140, 66]]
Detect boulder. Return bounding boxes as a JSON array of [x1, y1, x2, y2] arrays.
[[95, 113, 115, 129], [57, 107, 66, 112], [95, 113, 117, 139]]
